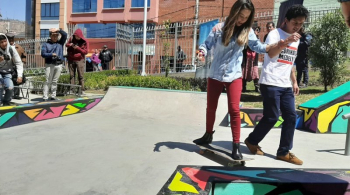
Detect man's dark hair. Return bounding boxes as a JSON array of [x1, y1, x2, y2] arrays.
[[0, 35, 7, 41], [285, 5, 309, 21], [266, 22, 275, 28]]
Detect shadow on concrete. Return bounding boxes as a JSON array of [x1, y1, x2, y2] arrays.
[[316, 149, 346, 156], [153, 140, 276, 167]]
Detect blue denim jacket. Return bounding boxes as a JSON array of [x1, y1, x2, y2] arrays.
[[199, 27, 267, 82]]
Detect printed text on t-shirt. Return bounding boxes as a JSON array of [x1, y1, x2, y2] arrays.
[[277, 46, 297, 65]]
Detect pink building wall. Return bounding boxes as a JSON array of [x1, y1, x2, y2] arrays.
[[67, 0, 159, 24]]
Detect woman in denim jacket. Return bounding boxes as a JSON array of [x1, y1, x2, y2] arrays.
[[193, 0, 288, 160]]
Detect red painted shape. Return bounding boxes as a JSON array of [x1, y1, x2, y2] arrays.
[[182, 167, 244, 190], [34, 106, 66, 121]]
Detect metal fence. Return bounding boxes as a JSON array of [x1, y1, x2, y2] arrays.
[[14, 8, 339, 75]]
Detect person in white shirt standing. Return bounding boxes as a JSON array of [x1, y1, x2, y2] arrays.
[[244, 5, 309, 165]]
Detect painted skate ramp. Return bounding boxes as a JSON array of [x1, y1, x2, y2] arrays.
[[0, 87, 230, 195], [298, 81, 350, 133], [1, 87, 350, 195]]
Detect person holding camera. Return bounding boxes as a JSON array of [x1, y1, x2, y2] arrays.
[[41, 28, 67, 101], [6, 33, 26, 100], [66, 29, 89, 94], [0, 33, 23, 106]]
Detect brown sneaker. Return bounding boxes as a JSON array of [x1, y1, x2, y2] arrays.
[[244, 138, 264, 155], [276, 152, 303, 165]]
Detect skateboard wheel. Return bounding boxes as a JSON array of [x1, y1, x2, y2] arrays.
[[199, 150, 204, 154], [241, 161, 246, 166]]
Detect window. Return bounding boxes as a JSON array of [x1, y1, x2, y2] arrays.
[[41, 3, 59, 20], [73, 0, 97, 13], [77, 23, 116, 38], [131, 0, 150, 7], [104, 0, 124, 8], [40, 29, 50, 38]]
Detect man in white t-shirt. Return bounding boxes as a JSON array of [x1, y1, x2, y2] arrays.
[[244, 5, 309, 165]]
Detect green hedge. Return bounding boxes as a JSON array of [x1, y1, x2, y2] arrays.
[[32, 70, 208, 92]]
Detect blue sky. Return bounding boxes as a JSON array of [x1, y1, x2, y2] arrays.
[[0, 0, 26, 21]]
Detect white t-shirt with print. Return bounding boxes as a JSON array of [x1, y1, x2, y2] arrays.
[[259, 28, 299, 88]]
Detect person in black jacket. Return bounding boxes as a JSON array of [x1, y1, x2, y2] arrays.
[[295, 27, 312, 88], [99, 45, 113, 70]]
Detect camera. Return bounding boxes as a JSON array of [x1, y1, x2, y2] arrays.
[[0, 51, 10, 61], [52, 55, 62, 64]]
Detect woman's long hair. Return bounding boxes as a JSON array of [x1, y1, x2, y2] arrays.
[[222, 0, 255, 47]]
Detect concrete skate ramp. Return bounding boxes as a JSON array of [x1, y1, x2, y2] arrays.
[[0, 87, 230, 195], [1, 87, 349, 195], [96, 86, 228, 127]]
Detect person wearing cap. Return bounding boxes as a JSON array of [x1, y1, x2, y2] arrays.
[[339, 0, 350, 27], [99, 45, 113, 70], [41, 28, 67, 101], [0, 33, 23, 106], [6, 32, 26, 99]]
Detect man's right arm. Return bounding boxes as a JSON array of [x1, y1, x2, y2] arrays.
[[58, 29, 68, 45], [267, 32, 301, 58]]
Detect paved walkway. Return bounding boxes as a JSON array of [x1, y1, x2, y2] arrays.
[[0, 87, 349, 195]]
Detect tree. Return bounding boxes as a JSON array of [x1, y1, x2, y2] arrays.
[[161, 20, 171, 77], [308, 10, 350, 92]]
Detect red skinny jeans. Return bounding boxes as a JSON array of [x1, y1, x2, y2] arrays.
[[206, 78, 242, 143]]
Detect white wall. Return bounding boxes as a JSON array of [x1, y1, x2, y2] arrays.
[[40, 21, 59, 29], [41, 0, 59, 3]]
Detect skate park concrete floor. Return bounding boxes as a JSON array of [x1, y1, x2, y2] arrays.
[[0, 87, 349, 195]]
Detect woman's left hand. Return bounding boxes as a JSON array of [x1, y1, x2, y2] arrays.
[[212, 23, 224, 33]]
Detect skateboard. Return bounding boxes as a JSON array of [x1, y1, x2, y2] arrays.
[[197, 144, 253, 166]]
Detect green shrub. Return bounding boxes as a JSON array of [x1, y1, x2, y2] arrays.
[[104, 76, 186, 90], [31, 69, 209, 92]]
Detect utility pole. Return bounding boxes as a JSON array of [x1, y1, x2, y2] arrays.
[[141, 0, 148, 76], [222, 0, 224, 18], [191, 0, 199, 70]]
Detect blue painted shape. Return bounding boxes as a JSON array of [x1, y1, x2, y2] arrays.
[[21, 103, 34, 107], [207, 169, 277, 181], [198, 19, 219, 46], [331, 105, 350, 133], [295, 114, 304, 129], [0, 112, 16, 126], [214, 183, 276, 195]]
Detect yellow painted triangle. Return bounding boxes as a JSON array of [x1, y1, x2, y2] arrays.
[[24, 109, 43, 119], [168, 172, 199, 194], [61, 104, 80, 116]]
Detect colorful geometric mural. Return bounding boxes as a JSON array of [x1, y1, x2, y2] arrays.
[[0, 96, 103, 129], [158, 166, 350, 195], [228, 109, 302, 128], [298, 82, 350, 133]]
